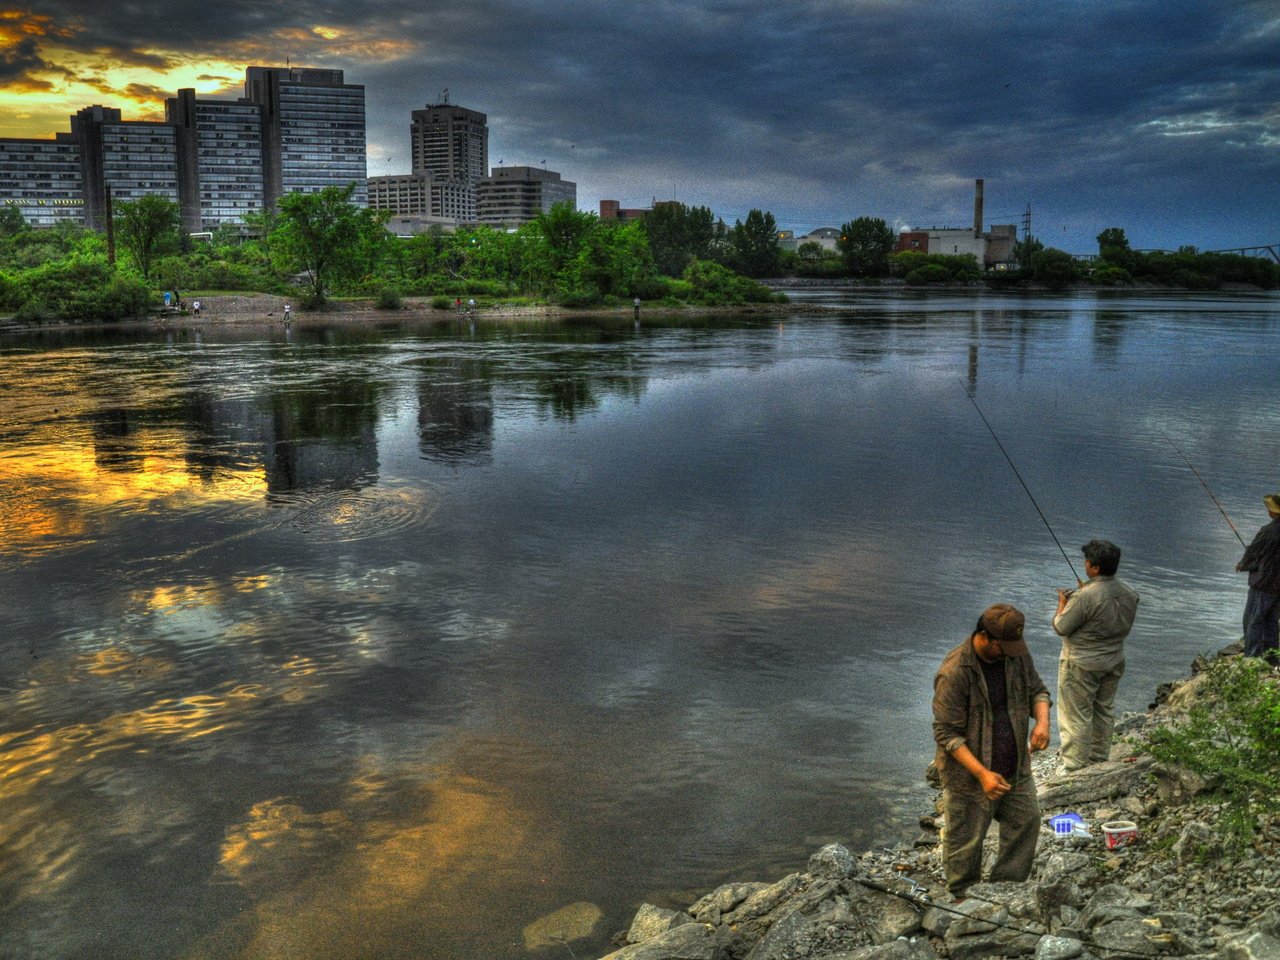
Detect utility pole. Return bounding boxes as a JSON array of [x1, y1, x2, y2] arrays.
[[105, 184, 115, 266], [1022, 203, 1032, 244]]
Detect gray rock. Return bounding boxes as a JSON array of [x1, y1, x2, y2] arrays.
[[1220, 930, 1280, 960], [1037, 878, 1086, 923], [627, 904, 694, 944], [843, 880, 925, 942], [1077, 884, 1153, 930], [688, 881, 768, 924], [826, 940, 939, 960], [1220, 907, 1280, 960], [1035, 935, 1086, 960], [964, 881, 1042, 921], [1038, 850, 1093, 886], [722, 874, 806, 924], [1088, 918, 1163, 956], [1172, 821, 1221, 864], [809, 843, 857, 880], [1151, 763, 1218, 806], [1037, 757, 1153, 808], [597, 922, 721, 960]]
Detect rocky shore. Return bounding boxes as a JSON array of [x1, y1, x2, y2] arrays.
[[589, 646, 1280, 960]]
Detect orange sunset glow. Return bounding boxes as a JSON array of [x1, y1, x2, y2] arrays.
[[0, 9, 412, 139]]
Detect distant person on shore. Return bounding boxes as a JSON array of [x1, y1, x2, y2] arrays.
[[634, 296, 641, 320], [192, 299, 201, 315], [284, 303, 291, 322], [1236, 493, 1280, 660], [932, 604, 1051, 900], [1052, 539, 1139, 772]]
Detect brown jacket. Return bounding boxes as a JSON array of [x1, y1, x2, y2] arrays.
[[932, 637, 1051, 795]]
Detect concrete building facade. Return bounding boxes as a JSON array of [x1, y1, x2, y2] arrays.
[[476, 166, 576, 226], [0, 135, 83, 227], [367, 173, 475, 222], [244, 66, 367, 208], [70, 106, 179, 230], [410, 103, 488, 187], [166, 89, 265, 232]]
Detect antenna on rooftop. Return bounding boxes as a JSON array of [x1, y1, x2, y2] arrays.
[[439, 88, 449, 105]]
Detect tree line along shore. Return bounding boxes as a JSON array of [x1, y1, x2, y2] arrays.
[[1, 193, 1275, 326]]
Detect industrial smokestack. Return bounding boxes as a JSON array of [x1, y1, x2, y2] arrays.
[[974, 179, 984, 237]]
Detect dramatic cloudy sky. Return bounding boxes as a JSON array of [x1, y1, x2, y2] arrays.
[[2, 0, 1277, 252]]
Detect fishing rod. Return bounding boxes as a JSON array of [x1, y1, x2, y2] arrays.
[[959, 381, 1081, 582], [1161, 432, 1246, 548]]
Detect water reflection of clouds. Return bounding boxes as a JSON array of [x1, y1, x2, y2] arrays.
[[199, 762, 557, 960]]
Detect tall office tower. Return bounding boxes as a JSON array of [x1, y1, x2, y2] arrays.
[[410, 102, 488, 186], [70, 106, 179, 229], [244, 66, 367, 208], [0, 134, 83, 227], [166, 89, 265, 233]]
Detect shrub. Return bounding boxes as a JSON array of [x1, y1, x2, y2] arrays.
[[430, 295, 454, 310], [1139, 656, 1280, 852], [375, 286, 403, 310], [904, 264, 953, 285]]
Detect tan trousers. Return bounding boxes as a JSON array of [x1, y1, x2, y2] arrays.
[[942, 775, 1040, 896], [1057, 657, 1124, 771]]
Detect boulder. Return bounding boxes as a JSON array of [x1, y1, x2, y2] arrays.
[[627, 904, 695, 944], [1219, 906, 1280, 960], [1151, 763, 1217, 806], [1171, 821, 1221, 864], [521, 901, 604, 950], [689, 881, 769, 924], [1034, 935, 1086, 960], [1037, 757, 1153, 808], [825, 940, 939, 959], [942, 899, 1040, 960], [597, 922, 721, 960], [809, 843, 857, 879]]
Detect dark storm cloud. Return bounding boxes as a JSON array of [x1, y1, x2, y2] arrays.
[[0, 35, 54, 89], [18, 0, 1280, 249]]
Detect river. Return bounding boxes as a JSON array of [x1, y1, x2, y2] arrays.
[[1, 288, 1277, 958]]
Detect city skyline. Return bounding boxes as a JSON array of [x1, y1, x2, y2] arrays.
[[1, 0, 1277, 253]]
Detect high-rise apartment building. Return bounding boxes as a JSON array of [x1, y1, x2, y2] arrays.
[[70, 106, 179, 230], [410, 103, 488, 187], [476, 166, 576, 226], [0, 135, 83, 227], [244, 66, 367, 208], [167, 89, 265, 233]]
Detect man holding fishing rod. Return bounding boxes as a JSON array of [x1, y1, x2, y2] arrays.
[[1052, 539, 1139, 773], [932, 604, 1051, 900], [1235, 493, 1280, 660]]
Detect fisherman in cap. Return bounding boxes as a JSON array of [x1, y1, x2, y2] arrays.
[[932, 604, 1051, 900], [1052, 539, 1139, 772], [1236, 493, 1280, 660]]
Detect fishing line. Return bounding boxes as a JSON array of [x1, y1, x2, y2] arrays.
[[1161, 431, 1247, 548], [959, 381, 1080, 581]]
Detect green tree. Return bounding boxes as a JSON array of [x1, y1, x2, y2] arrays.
[[114, 195, 180, 281], [837, 217, 895, 277], [730, 209, 781, 278], [1031, 248, 1079, 290], [642, 202, 717, 276], [1011, 236, 1044, 266], [0, 205, 27, 237], [533, 202, 598, 279], [268, 184, 385, 306]]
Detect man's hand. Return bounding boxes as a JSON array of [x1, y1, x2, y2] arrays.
[[978, 770, 1011, 800], [1030, 719, 1050, 752]]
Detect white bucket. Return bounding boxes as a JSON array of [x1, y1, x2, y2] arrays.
[[1101, 820, 1138, 849]]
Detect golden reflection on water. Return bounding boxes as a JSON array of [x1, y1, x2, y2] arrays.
[[0, 430, 265, 561], [196, 761, 556, 960]]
